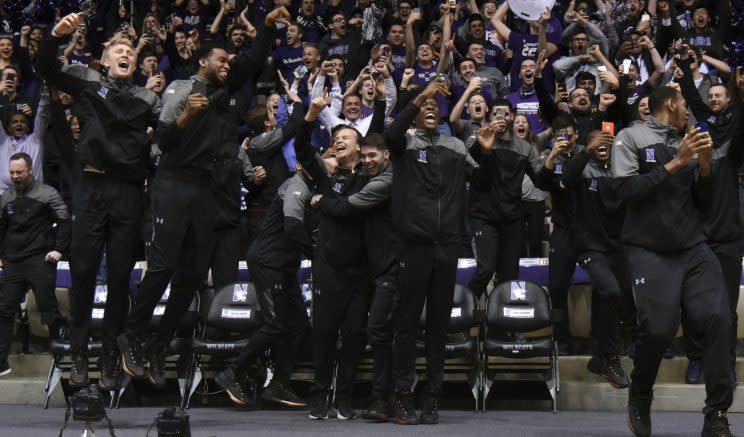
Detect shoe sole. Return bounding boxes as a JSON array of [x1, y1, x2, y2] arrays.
[[587, 363, 629, 389], [361, 413, 389, 422], [337, 414, 357, 420], [626, 412, 651, 437], [262, 395, 306, 407], [308, 413, 328, 420], [0, 369, 11, 377], [215, 377, 248, 407], [146, 369, 166, 388], [395, 418, 419, 425]]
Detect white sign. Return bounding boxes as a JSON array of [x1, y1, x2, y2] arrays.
[[221, 308, 251, 319], [503, 306, 535, 318], [451, 307, 462, 318], [91, 308, 105, 319], [153, 305, 166, 316], [508, 0, 556, 21]]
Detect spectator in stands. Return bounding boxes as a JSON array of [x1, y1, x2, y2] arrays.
[[0, 152, 69, 378], [0, 93, 48, 191]]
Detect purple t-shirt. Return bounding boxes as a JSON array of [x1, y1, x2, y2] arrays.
[[390, 45, 407, 86], [627, 81, 652, 105], [411, 64, 448, 118], [272, 45, 304, 83], [508, 31, 555, 91], [506, 89, 545, 134], [450, 82, 495, 120]]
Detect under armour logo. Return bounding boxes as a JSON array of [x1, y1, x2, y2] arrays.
[[154, 217, 165, 224], [399, 261, 406, 269], [274, 284, 283, 290], [635, 278, 645, 285]]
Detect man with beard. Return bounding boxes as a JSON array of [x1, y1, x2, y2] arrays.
[[506, 57, 544, 134], [561, 130, 632, 389], [118, 7, 292, 390], [612, 85, 734, 437], [676, 49, 743, 386], [467, 99, 540, 299], [36, 13, 162, 390], [270, 22, 304, 83], [0, 93, 48, 192]]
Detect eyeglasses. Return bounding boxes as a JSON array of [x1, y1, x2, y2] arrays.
[[572, 37, 589, 43], [333, 17, 346, 23]]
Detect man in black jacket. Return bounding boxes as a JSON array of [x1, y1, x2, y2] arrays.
[[0, 152, 70, 377], [612, 86, 734, 437], [36, 13, 162, 390], [561, 130, 631, 389], [118, 7, 292, 389], [385, 77, 469, 426]]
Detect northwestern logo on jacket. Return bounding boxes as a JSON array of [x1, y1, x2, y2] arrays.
[[589, 179, 598, 191], [97, 85, 109, 99], [418, 150, 427, 163], [645, 148, 656, 162], [332, 182, 343, 193], [555, 163, 563, 174]]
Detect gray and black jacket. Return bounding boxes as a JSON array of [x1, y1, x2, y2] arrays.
[[0, 179, 70, 262], [385, 102, 470, 246], [562, 150, 624, 253], [534, 146, 583, 230], [468, 134, 541, 223], [611, 117, 711, 252]]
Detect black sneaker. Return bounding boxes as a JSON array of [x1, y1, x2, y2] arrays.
[[662, 346, 675, 359], [0, 361, 11, 377], [308, 393, 329, 420], [419, 392, 440, 425], [627, 388, 653, 437], [587, 355, 630, 389], [261, 380, 306, 407], [335, 399, 357, 420], [702, 410, 733, 437], [215, 368, 251, 406], [685, 359, 704, 384], [117, 334, 146, 378], [97, 349, 120, 391], [146, 342, 167, 388], [394, 390, 418, 425], [361, 398, 392, 422], [70, 353, 89, 387]]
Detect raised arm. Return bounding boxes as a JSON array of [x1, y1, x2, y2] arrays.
[[450, 78, 481, 134], [386, 77, 450, 153], [491, 2, 512, 41], [35, 13, 89, 96], [317, 167, 392, 217], [297, 98, 329, 183], [676, 54, 711, 122], [404, 12, 420, 68]]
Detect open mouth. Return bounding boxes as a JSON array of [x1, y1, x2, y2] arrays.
[[118, 59, 130, 69], [425, 112, 437, 123], [335, 143, 347, 154], [598, 145, 608, 153], [218, 69, 228, 80], [524, 72, 534, 80], [474, 105, 482, 114], [517, 127, 526, 135]]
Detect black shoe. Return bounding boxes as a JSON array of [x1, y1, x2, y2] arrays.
[[97, 349, 121, 391], [146, 342, 167, 388], [393, 390, 418, 425], [702, 410, 733, 437], [361, 398, 392, 422], [261, 380, 306, 407], [0, 361, 11, 377], [334, 399, 357, 420], [662, 346, 675, 359], [627, 388, 653, 437], [215, 368, 251, 406], [70, 353, 89, 387], [117, 334, 146, 378], [419, 393, 440, 425], [308, 394, 329, 420], [587, 355, 630, 389], [685, 359, 704, 384]]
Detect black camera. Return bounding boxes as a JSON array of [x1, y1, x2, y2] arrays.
[[71, 385, 107, 423], [156, 407, 191, 437]]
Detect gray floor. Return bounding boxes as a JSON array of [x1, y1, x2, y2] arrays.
[[2, 406, 742, 437]]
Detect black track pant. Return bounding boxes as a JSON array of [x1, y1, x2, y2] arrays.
[[684, 238, 742, 370], [469, 218, 522, 298], [367, 266, 398, 400], [393, 242, 458, 396], [209, 226, 241, 291], [627, 243, 733, 413], [69, 173, 143, 352], [231, 262, 308, 384], [0, 255, 62, 364], [521, 200, 546, 257], [126, 175, 215, 343], [310, 258, 369, 402], [578, 248, 632, 357], [548, 225, 576, 340]]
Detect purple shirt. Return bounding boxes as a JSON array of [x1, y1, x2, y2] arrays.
[[507, 89, 545, 134], [411, 65, 448, 118], [272, 45, 304, 83], [508, 32, 555, 91]]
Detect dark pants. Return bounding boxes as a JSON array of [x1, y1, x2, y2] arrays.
[[310, 258, 369, 402], [578, 248, 632, 357], [367, 266, 398, 400], [0, 255, 62, 364], [209, 226, 241, 291], [241, 210, 266, 262], [126, 175, 215, 343], [469, 219, 522, 298], [69, 173, 143, 352], [231, 262, 308, 384], [548, 225, 576, 340], [627, 243, 733, 414], [393, 242, 458, 395], [684, 238, 743, 369], [521, 200, 546, 258]]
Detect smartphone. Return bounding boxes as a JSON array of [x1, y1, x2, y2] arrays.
[[495, 107, 506, 118], [557, 129, 569, 142], [293, 65, 308, 79], [78, 23, 87, 34], [191, 79, 207, 96], [152, 68, 161, 77], [6, 72, 15, 83], [694, 122, 709, 132], [602, 121, 615, 135], [449, 0, 456, 8], [370, 68, 382, 80], [597, 65, 607, 73], [641, 13, 651, 22], [622, 59, 632, 74], [383, 46, 391, 58]]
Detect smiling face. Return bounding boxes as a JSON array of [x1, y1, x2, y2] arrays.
[[0, 38, 13, 60], [267, 93, 280, 117], [467, 94, 487, 121], [175, 31, 186, 50], [417, 43, 433, 63], [459, 59, 476, 81], [467, 43, 485, 65], [106, 42, 137, 79], [481, 2, 497, 19], [513, 114, 530, 139], [569, 87, 591, 112], [302, 45, 320, 69], [361, 79, 375, 102], [520, 59, 536, 86], [637, 96, 650, 120], [8, 113, 29, 138], [342, 95, 361, 121], [469, 19, 485, 40], [361, 145, 389, 176], [286, 24, 302, 47], [692, 7, 709, 30], [416, 97, 440, 129], [301, 0, 315, 15], [202, 48, 230, 83], [707, 84, 731, 114], [388, 24, 404, 46], [333, 127, 360, 162], [231, 28, 246, 47]]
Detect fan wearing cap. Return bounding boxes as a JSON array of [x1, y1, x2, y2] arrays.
[[117, 7, 291, 395], [36, 12, 162, 391]]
